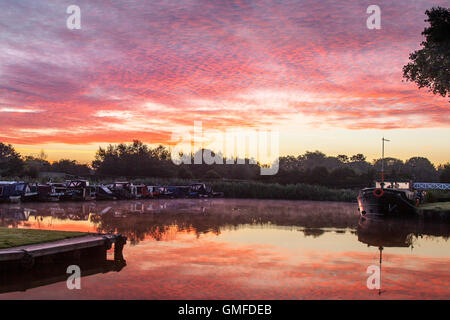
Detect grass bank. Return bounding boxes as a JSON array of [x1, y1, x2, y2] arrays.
[[420, 201, 450, 212], [0, 228, 88, 249]]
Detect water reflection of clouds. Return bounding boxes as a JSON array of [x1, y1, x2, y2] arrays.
[[0, 199, 449, 299], [47, 234, 450, 299]]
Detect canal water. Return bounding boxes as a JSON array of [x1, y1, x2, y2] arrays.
[[0, 199, 449, 299]]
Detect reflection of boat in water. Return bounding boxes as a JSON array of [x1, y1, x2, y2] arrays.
[[357, 215, 450, 296], [0, 207, 36, 227], [1, 199, 359, 243], [357, 215, 450, 248]]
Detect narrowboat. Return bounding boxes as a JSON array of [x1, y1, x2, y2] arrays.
[[107, 182, 137, 200], [65, 180, 96, 201], [152, 186, 166, 197], [0, 181, 38, 202], [166, 186, 191, 198], [190, 183, 224, 198], [133, 185, 155, 199], [141, 186, 155, 199], [48, 182, 70, 201], [135, 184, 146, 199], [95, 185, 116, 200], [30, 184, 65, 202]]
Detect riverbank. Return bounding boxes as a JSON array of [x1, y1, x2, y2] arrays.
[[420, 201, 450, 219], [420, 201, 450, 211]]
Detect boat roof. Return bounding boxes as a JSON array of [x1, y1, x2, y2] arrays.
[[0, 181, 26, 185]]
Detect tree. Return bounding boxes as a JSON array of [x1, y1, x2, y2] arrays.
[[204, 169, 221, 179], [403, 7, 450, 98], [337, 154, 349, 163], [404, 157, 438, 181], [178, 166, 194, 179], [38, 149, 48, 161], [298, 151, 341, 171], [307, 166, 329, 185], [23, 155, 51, 178], [0, 143, 24, 176], [438, 163, 450, 182], [350, 154, 366, 162], [92, 141, 176, 178], [52, 159, 90, 176], [373, 157, 405, 180]]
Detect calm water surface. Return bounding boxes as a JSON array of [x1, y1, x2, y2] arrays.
[[0, 199, 449, 299]]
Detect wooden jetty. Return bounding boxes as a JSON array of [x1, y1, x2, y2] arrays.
[[0, 233, 127, 269]]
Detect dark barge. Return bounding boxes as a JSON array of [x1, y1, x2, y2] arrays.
[[357, 138, 450, 217], [357, 182, 418, 217]]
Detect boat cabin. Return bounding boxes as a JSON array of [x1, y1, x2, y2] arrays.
[[65, 180, 96, 201], [374, 181, 415, 201], [107, 182, 137, 199], [0, 181, 38, 202]]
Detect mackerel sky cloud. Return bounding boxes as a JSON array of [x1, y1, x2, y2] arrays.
[[0, 0, 449, 162]]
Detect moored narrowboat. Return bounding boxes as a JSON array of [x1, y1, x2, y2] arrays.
[[95, 185, 116, 200], [30, 184, 65, 202], [107, 182, 137, 200], [190, 183, 224, 198], [166, 186, 191, 198], [65, 180, 96, 201], [48, 182, 70, 201], [135, 184, 146, 199], [141, 186, 155, 199], [0, 181, 38, 203]]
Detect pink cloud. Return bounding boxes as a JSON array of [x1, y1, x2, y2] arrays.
[[0, 0, 448, 146]]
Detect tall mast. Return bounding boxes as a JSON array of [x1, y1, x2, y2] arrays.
[[381, 137, 390, 187]]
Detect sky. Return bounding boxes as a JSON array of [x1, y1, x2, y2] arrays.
[[0, 0, 449, 165]]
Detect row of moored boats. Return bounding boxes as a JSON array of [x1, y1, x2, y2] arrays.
[[0, 180, 224, 203]]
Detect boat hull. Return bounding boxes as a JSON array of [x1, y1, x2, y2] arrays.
[[357, 188, 418, 217]]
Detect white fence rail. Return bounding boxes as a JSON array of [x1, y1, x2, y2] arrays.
[[413, 182, 450, 191]]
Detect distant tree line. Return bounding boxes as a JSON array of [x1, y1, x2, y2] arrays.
[[1, 141, 450, 188], [0, 143, 90, 178]]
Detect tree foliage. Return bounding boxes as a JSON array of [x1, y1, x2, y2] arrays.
[[0, 143, 24, 176], [51, 159, 90, 176], [438, 163, 450, 182], [403, 7, 450, 97]]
